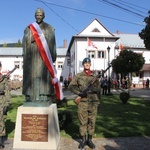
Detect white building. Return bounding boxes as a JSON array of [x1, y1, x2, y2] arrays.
[[53, 47, 70, 83], [0, 47, 23, 81], [68, 18, 119, 77]]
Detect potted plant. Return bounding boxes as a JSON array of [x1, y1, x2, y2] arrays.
[[119, 92, 130, 104]]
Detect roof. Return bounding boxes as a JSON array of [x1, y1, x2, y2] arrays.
[[0, 47, 68, 56], [0, 47, 23, 56], [114, 33, 145, 48], [57, 47, 68, 56], [78, 18, 115, 37], [67, 18, 123, 52], [141, 64, 150, 71]]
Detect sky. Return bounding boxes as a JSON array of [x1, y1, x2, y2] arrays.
[[0, 0, 150, 47]]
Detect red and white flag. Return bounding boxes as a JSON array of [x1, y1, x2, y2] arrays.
[[119, 43, 124, 51], [87, 37, 98, 49], [29, 22, 63, 100]]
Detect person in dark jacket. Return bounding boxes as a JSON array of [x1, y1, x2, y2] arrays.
[[102, 78, 108, 95], [63, 78, 68, 88]]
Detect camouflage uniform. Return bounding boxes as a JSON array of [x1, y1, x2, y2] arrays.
[[0, 77, 11, 137], [69, 71, 101, 136]]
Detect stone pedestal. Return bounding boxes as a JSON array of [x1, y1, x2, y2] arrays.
[[13, 104, 60, 150]]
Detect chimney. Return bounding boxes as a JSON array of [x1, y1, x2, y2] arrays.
[[116, 30, 120, 34], [63, 39, 67, 48]]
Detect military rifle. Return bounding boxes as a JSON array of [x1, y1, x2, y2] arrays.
[[0, 65, 19, 83], [74, 64, 111, 105]]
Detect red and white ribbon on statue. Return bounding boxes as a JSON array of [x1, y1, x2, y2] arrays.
[[29, 22, 63, 100]]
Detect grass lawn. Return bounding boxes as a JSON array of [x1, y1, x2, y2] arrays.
[[6, 94, 150, 139]]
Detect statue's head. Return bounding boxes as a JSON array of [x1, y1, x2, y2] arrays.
[[35, 8, 45, 23]]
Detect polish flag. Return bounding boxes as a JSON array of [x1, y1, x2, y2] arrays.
[[119, 44, 124, 50], [87, 37, 98, 49]]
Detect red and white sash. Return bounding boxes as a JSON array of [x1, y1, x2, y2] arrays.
[[29, 22, 63, 100]]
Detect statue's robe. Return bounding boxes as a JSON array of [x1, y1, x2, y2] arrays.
[[22, 21, 56, 101]]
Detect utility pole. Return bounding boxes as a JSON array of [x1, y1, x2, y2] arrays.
[[107, 46, 112, 95]]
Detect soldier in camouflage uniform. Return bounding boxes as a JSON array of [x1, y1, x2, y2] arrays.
[[0, 62, 11, 148], [68, 58, 101, 149]]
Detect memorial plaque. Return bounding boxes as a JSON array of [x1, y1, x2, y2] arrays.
[[21, 114, 48, 142]]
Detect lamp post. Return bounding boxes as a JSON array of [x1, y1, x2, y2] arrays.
[[107, 46, 111, 94]]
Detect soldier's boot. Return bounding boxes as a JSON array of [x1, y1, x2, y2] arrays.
[[0, 136, 5, 148], [87, 134, 95, 149], [78, 135, 86, 149]]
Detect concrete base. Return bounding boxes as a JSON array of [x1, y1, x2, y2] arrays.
[[13, 104, 60, 150]]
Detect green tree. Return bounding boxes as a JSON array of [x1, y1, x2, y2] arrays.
[[139, 11, 150, 50], [15, 39, 22, 47], [111, 50, 145, 74], [3, 43, 7, 47]]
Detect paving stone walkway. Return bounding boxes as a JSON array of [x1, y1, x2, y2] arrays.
[[3, 136, 150, 150]]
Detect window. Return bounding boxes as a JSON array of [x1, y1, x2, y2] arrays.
[[98, 51, 105, 58], [92, 28, 100, 32], [21, 61, 23, 69], [13, 75, 19, 80], [60, 76, 63, 82], [14, 61, 20, 69], [71, 53, 75, 63], [57, 62, 63, 70], [67, 59, 70, 66], [88, 51, 95, 58]]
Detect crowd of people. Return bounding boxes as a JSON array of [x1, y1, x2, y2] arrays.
[[100, 76, 132, 95], [9, 79, 22, 90], [143, 78, 149, 89]]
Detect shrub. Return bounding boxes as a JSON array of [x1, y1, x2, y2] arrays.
[[119, 92, 130, 104], [58, 110, 72, 130]]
